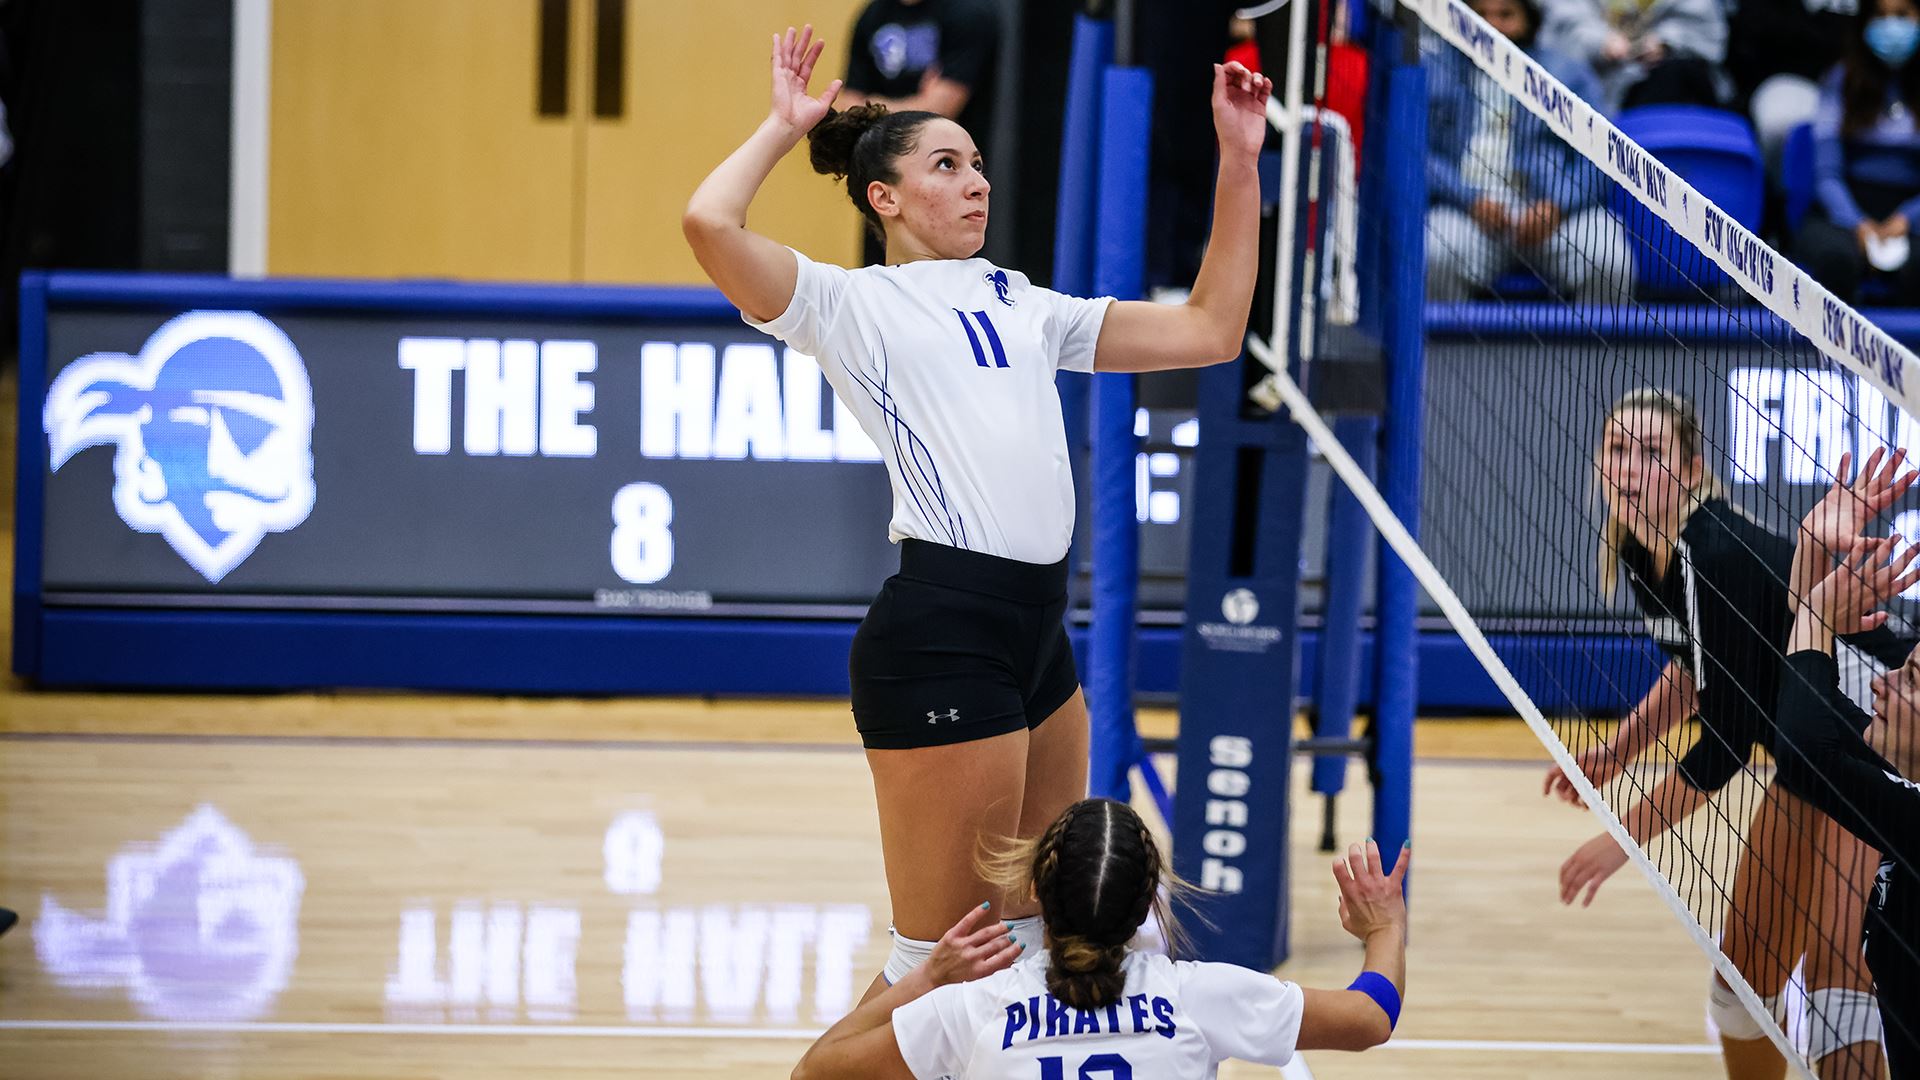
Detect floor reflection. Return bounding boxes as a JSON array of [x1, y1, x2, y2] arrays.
[[35, 805, 305, 1022]]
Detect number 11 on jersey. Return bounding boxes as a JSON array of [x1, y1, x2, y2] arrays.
[[953, 309, 1009, 368]]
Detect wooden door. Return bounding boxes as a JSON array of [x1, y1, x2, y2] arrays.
[[579, 0, 868, 284], [268, 0, 586, 281]]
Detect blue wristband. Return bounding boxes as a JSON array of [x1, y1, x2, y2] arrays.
[[1347, 971, 1401, 1031]]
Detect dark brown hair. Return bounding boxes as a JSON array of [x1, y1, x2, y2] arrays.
[[981, 798, 1185, 1011], [806, 103, 941, 240], [1843, 3, 1920, 135]]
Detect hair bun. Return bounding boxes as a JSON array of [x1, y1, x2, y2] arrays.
[[808, 103, 890, 179]]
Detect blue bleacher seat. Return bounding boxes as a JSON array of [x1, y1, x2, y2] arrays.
[[1611, 106, 1765, 295]]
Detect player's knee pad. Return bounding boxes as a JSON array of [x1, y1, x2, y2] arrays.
[[883, 927, 937, 985], [1708, 974, 1783, 1042], [1806, 988, 1883, 1062], [1005, 915, 1043, 956]]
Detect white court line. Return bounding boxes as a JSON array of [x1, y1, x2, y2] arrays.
[[1383, 1038, 1719, 1056], [0, 1018, 1720, 1055]]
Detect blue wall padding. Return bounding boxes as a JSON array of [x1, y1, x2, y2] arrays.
[[1087, 64, 1156, 802], [30, 605, 1663, 709]]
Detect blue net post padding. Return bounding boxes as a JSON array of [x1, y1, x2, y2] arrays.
[[1051, 15, 1108, 645], [1088, 64, 1157, 811], [1051, 16, 1109, 298], [1312, 413, 1379, 802], [1368, 13, 1426, 873]]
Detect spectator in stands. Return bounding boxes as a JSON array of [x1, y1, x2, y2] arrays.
[[1540, 0, 1731, 111], [1728, 0, 1858, 164], [1792, 0, 1920, 304], [1427, 0, 1637, 301], [838, 0, 1000, 267]]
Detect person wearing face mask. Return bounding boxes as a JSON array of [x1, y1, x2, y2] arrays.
[[1779, 456, 1920, 1076], [1794, 0, 1920, 304], [1547, 391, 1900, 1078], [684, 27, 1272, 1010]]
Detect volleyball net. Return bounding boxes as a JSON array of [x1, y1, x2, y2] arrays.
[[1236, 0, 1920, 1070]]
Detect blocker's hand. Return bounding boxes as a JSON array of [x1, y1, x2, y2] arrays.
[[1543, 747, 1618, 808], [921, 903, 1023, 988], [1559, 832, 1629, 907], [1332, 839, 1410, 943], [769, 25, 841, 135], [1212, 61, 1274, 162], [1805, 535, 1920, 635], [1800, 448, 1917, 561]]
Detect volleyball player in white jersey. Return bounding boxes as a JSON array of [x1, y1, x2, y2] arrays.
[[683, 26, 1271, 993], [792, 798, 1410, 1079]]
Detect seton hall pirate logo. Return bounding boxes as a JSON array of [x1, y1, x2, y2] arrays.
[[985, 269, 1015, 308], [44, 311, 316, 582]]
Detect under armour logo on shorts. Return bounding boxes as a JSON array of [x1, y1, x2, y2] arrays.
[[927, 708, 960, 724]]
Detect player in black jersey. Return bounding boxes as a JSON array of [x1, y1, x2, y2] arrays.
[[1544, 390, 1891, 1077], [1780, 457, 1920, 1077]]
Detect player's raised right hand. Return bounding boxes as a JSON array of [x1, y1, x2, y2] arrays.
[[769, 25, 842, 136]]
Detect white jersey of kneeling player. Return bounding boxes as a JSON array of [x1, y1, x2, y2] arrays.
[[891, 949, 1305, 1079]]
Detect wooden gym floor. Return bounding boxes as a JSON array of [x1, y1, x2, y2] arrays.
[[0, 366, 1724, 1078]]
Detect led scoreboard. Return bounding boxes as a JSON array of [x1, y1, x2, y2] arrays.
[[37, 289, 897, 609]]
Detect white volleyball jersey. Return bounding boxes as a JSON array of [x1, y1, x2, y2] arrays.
[[890, 950, 1305, 1080], [744, 249, 1113, 565]]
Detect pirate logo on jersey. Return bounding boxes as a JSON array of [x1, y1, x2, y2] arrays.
[[986, 269, 1015, 307], [45, 311, 316, 583]]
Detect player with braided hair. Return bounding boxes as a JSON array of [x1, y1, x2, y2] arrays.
[[793, 798, 1409, 1079]]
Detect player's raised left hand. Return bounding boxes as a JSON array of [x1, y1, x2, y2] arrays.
[[1332, 839, 1410, 943], [921, 902, 1023, 988], [1212, 61, 1273, 162]]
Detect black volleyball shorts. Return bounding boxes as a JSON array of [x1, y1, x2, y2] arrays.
[[849, 539, 1081, 750]]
